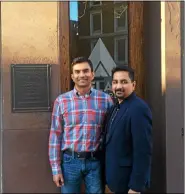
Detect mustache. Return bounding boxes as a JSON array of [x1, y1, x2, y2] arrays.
[[115, 89, 125, 92]]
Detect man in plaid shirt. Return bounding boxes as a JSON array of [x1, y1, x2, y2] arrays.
[[49, 57, 113, 193]]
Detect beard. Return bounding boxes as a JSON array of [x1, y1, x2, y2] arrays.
[[115, 89, 125, 99]]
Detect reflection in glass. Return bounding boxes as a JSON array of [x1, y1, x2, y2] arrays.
[[91, 39, 98, 51], [90, 1, 102, 7], [114, 36, 127, 64], [117, 39, 126, 61], [69, 1, 128, 92], [91, 12, 102, 35]]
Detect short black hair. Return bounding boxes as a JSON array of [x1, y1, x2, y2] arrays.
[[71, 56, 93, 72], [112, 65, 135, 82]]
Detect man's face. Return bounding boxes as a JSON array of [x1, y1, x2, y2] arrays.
[[71, 62, 94, 88], [112, 71, 136, 100]]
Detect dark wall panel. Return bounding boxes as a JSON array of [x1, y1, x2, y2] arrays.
[[144, 2, 166, 193], [3, 130, 59, 193], [165, 2, 184, 193]]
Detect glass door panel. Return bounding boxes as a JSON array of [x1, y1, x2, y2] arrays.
[[69, 1, 128, 93]]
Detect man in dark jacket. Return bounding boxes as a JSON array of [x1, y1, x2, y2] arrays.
[[105, 66, 152, 194]]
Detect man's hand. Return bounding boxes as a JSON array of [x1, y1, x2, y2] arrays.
[[53, 174, 64, 187], [128, 189, 140, 193]]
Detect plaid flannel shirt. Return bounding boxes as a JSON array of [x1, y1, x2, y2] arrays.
[[49, 88, 113, 175]]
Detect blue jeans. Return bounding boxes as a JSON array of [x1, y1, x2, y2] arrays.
[[61, 153, 103, 194]]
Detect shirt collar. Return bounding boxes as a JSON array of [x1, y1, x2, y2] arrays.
[[73, 87, 93, 97], [115, 92, 136, 106]]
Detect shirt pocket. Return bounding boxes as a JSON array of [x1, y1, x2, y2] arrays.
[[88, 110, 106, 126], [63, 109, 84, 126]]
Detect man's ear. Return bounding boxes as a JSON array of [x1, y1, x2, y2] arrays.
[[133, 81, 136, 88], [92, 71, 95, 80], [71, 73, 74, 82]]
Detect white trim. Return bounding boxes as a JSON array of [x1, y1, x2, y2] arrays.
[[79, 31, 127, 40], [114, 36, 128, 64], [89, 1, 102, 7], [114, 7, 128, 32], [90, 10, 102, 35]]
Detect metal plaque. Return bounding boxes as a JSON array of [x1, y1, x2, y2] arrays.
[[11, 64, 51, 112]]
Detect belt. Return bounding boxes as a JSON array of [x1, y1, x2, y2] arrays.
[[63, 149, 99, 159]]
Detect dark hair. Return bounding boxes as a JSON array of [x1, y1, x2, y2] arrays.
[[71, 56, 93, 72], [112, 65, 135, 82]]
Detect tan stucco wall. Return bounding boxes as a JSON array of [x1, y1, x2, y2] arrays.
[[165, 2, 181, 82], [1, 2, 60, 129], [2, 2, 58, 64], [165, 2, 184, 193], [1, 2, 60, 192]]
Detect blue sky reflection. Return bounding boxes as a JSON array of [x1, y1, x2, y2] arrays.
[[70, 1, 78, 21]]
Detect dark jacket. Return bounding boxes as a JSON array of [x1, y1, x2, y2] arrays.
[[105, 92, 152, 193]]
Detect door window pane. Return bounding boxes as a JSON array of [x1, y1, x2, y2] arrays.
[[114, 37, 128, 64], [90, 1, 101, 6], [90, 12, 102, 35], [114, 8, 127, 31], [114, 2, 127, 32]]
